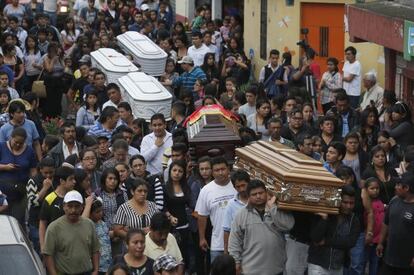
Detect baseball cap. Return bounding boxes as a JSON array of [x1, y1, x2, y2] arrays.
[[153, 254, 179, 272], [64, 190, 84, 204], [177, 56, 194, 65], [140, 3, 150, 11], [79, 54, 91, 64]]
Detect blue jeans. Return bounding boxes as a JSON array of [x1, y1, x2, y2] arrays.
[[210, 250, 223, 264], [365, 244, 379, 275], [343, 233, 365, 275], [348, 95, 360, 109], [28, 224, 40, 255]]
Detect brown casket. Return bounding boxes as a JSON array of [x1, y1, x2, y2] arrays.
[[234, 140, 344, 214], [187, 105, 242, 164]]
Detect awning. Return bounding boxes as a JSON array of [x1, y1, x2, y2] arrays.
[[346, 1, 414, 52]]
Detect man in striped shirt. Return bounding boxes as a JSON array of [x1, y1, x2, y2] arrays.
[[87, 106, 119, 140], [163, 56, 207, 94]]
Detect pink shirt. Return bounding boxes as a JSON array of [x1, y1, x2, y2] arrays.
[[364, 198, 385, 244]]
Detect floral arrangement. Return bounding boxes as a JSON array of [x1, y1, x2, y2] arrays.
[[43, 117, 64, 135]]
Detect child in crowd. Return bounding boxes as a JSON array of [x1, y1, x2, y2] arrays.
[[90, 199, 113, 275], [364, 177, 384, 275], [323, 142, 346, 174], [220, 16, 231, 42], [219, 77, 237, 105], [0, 89, 11, 114]]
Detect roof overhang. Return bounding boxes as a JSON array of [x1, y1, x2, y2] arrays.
[[346, 1, 414, 52]]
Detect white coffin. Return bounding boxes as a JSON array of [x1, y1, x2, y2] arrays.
[[117, 31, 167, 76], [91, 48, 139, 84], [118, 72, 172, 121]]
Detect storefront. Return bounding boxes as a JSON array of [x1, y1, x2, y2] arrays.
[[347, 0, 414, 107]]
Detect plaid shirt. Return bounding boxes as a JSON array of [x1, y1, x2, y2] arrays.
[[173, 66, 207, 92], [320, 71, 342, 104]]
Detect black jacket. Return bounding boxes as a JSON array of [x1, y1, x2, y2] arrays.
[[48, 140, 82, 168], [308, 214, 360, 270], [329, 107, 360, 137]]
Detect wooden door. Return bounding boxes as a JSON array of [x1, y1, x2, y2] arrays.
[[301, 3, 345, 73]]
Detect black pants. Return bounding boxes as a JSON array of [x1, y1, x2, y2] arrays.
[[43, 75, 63, 118]]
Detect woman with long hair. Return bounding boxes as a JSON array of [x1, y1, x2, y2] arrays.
[[2, 43, 24, 93], [201, 52, 220, 85], [319, 57, 342, 114], [42, 42, 65, 117], [377, 130, 402, 169], [358, 106, 380, 152], [361, 145, 399, 204], [163, 160, 191, 270], [23, 35, 42, 93], [76, 90, 101, 130], [302, 102, 318, 134], [247, 98, 271, 140], [61, 18, 81, 54], [389, 102, 414, 150]]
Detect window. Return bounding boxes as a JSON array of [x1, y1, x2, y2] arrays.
[[260, 0, 268, 60], [319, 26, 329, 57]]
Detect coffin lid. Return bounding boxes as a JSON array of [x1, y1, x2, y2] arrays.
[[235, 141, 344, 187], [117, 31, 168, 57], [188, 114, 241, 142], [118, 72, 172, 101], [91, 48, 138, 73]]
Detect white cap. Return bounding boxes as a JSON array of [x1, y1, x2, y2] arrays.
[[140, 3, 149, 11], [63, 190, 84, 204]]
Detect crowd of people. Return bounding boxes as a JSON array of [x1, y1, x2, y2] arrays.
[[0, 0, 413, 275]]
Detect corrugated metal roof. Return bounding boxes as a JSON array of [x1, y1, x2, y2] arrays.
[[352, 1, 414, 22]]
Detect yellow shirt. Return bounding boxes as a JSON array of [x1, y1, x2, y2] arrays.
[[144, 233, 183, 263]]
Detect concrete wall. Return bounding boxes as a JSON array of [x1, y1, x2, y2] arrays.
[[244, 0, 385, 87]]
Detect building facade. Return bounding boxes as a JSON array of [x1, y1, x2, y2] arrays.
[[347, 0, 414, 106], [243, 0, 385, 86]]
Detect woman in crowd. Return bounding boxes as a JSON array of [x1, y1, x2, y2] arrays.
[[23, 35, 42, 93], [0, 127, 37, 225], [115, 162, 130, 193], [389, 102, 414, 150], [246, 98, 271, 140], [358, 106, 380, 152], [112, 228, 155, 275], [95, 168, 128, 230], [361, 145, 399, 204], [319, 57, 342, 114], [302, 103, 318, 135], [42, 42, 65, 117], [128, 155, 164, 210], [61, 18, 81, 55], [79, 148, 101, 191], [377, 130, 402, 169], [76, 90, 101, 130], [113, 178, 159, 238], [378, 90, 397, 131], [201, 52, 220, 86], [163, 160, 191, 269], [3, 44, 24, 93]]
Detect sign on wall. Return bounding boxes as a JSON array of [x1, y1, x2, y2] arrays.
[[404, 20, 414, 61]]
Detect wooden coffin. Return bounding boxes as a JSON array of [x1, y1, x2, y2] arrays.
[[187, 107, 241, 164], [234, 141, 344, 214]]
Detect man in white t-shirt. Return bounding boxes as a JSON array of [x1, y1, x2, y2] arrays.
[[187, 31, 211, 67], [238, 87, 257, 118], [342, 46, 362, 109], [195, 156, 237, 264]]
